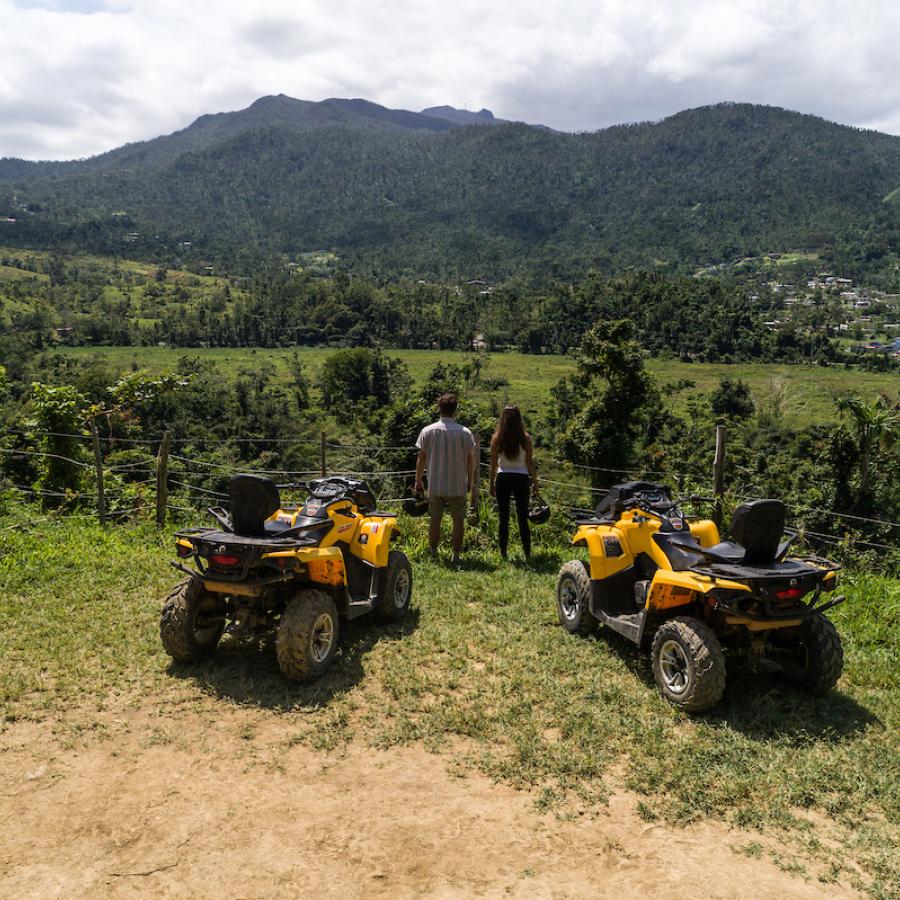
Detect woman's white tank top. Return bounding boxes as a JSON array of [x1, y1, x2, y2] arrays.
[[498, 445, 528, 475]]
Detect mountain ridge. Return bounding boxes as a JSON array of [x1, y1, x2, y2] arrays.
[[1, 98, 899, 284]]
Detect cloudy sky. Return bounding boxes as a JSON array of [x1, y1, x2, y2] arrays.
[[2, 0, 900, 160]]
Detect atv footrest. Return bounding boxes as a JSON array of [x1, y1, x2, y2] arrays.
[[598, 610, 647, 645], [346, 597, 375, 620]]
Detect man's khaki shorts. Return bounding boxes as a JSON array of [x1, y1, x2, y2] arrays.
[[428, 495, 467, 523]]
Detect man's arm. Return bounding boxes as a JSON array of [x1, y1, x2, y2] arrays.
[[415, 448, 427, 495], [467, 443, 476, 493]]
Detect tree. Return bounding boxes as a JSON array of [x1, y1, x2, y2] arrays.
[[319, 348, 411, 423], [550, 319, 657, 479], [287, 351, 311, 412], [711, 377, 755, 420], [835, 394, 898, 495], [30, 382, 88, 501]]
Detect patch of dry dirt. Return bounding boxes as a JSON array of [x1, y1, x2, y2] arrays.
[[0, 704, 855, 898]]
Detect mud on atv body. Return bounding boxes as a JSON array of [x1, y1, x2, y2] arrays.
[[556, 482, 843, 713], [161, 474, 412, 681]]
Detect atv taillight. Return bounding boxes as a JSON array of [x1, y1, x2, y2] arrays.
[[176, 543, 192, 558], [775, 587, 804, 600], [209, 553, 241, 567]]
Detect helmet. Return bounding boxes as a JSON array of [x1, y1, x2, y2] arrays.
[[528, 495, 551, 524], [402, 495, 430, 517]]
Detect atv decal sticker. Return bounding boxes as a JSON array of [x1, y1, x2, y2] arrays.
[[670, 518, 684, 530], [370, 524, 380, 534], [338, 523, 353, 533], [602, 536, 623, 557]]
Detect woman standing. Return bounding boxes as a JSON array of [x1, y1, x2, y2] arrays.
[[489, 405, 537, 560]]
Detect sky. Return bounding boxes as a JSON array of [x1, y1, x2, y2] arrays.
[[2, 0, 900, 160]]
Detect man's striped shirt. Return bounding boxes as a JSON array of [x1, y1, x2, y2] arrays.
[[416, 417, 475, 497]]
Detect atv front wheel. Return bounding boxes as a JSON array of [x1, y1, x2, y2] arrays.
[[276, 589, 339, 681], [160, 578, 224, 663], [556, 560, 597, 636], [375, 550, 413, 624], [769, 613, 843, 694], [651, 617, 726, 713]]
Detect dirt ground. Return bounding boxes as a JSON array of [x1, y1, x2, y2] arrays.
[[0, 703, 855, 899]]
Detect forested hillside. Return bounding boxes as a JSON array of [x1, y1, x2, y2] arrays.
[[2, 98, 900, 284]]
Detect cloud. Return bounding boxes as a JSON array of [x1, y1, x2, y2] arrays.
[[1, 0, 900, 159]]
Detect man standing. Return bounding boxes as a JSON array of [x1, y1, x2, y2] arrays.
[[415, 393, 476, 565]]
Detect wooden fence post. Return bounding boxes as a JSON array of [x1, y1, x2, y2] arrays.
[[713, 424, 727, 531], [320, 431, 327, 477], [469, 434, 481, 517], [156, 430, 171, 529], [90, 421, 106, 527]]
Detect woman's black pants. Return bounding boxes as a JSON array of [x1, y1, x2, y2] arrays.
[[496, 472, 531, 558]]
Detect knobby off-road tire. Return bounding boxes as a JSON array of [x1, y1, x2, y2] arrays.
[[375, 550, 413, 624], [160, 578, 224, 663], [780, 612, 844, 695], [651, 616, 726, 713], [276, 589, 339, 681], [556, 560, 597, 636]]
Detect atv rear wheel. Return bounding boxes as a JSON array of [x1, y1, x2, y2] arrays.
[[375, 550, 412, 624], [769, 613, 843, 694], [160, 578, 224, 663], [556, 560, 597, 636], [276, 589, 339, 681], [651, 617, 726, 713]]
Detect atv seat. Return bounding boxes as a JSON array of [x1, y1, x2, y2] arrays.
[[702, 542, 746, 562], [653, 500, 787, 569], [229, 474, 281, 537], [715, 499, 786, 564]]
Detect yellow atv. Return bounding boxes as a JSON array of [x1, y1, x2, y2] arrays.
[[161, 474, 412, 680], [556, 482, 843, 712]]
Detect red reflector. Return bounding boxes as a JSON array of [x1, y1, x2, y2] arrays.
[[176, 544, 192, 558], [775, 587, 804, 600], [210, 553, 241, 567]]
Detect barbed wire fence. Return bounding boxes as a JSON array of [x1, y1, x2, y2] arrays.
[[0, 427, 897, 556]]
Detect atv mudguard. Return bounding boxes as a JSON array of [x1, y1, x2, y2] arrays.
[[644, 569, 751, 611], [572, 523, 631, 581], [350, 516, 399, 568]]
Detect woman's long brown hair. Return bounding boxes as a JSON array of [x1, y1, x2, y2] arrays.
[[493, 405, 527, 459]]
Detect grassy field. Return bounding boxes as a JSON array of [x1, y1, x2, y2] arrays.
[[0, 503, 897, 896], [54, 345, 895, 427]]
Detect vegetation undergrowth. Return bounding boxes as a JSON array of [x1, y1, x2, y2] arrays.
[[1, 503, 896, 896]]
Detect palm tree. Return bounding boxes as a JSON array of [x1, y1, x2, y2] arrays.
[[835, 394, 898, 494]]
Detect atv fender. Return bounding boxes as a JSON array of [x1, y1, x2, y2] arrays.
[[573, 524, 632, 581], [646, 570, 750, 611], [350, 516, 399, 568], [262, 546, 347, 586], [688, 518, 721, 547]]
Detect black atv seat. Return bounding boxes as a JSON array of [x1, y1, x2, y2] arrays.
[[717, 499, 786, 564], [229, 474, 281, 537], [653, 499, 787, 569]]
